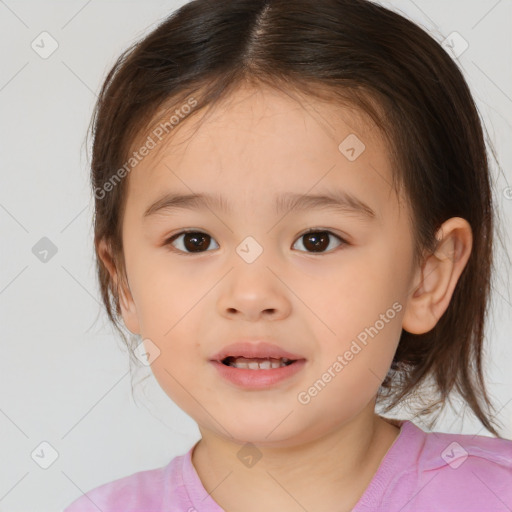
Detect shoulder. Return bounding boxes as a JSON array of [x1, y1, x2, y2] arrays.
[[62, 454, 185, 512], [389, 422, 512, 511], [417, 425, 512, 476]]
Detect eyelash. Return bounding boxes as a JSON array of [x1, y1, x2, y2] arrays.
[[163, 228, 349, 255]]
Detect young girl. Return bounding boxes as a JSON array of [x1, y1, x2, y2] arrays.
[[64, 0, 512, 510]]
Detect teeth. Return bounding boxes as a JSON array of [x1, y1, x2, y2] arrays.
[[227, 357, 292, 369]]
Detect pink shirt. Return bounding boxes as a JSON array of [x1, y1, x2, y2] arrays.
[[63, 419, 512, 511]]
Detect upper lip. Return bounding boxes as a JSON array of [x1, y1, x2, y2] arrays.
[[211, 341, 305, 362]]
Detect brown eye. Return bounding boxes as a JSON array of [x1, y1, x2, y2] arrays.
[[166, 231, 219, 253], [293, 230, 346, 253], [165, 229, 346, 255]]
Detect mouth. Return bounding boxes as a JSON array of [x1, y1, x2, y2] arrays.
[[220, 356, 296, 370], [210, 341, 306, 388], [211, 341, 305, 368], [211, 357, 306, 389]]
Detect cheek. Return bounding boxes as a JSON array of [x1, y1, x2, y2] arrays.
[[305, 250, 405, 380], [141, 325, 205, 418], [129, 254, 206, 362], [150, 361, 201, 419], [128, 252, 199, 333], [306, 310, 403, 418], [305, 251, 402, 328]]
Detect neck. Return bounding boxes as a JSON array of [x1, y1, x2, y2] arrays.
[[191, 407, 401, 512]]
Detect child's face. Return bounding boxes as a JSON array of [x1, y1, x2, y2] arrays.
[[116, 84, 419, 445]]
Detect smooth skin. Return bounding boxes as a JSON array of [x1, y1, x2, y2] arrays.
[[98, 84, 472, 512]]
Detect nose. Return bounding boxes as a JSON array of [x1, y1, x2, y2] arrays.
[[217, 266, 292, 322]]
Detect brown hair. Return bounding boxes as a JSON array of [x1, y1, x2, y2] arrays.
[[88, 0, 506, 437]]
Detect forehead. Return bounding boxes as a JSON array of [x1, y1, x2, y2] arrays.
[[124, 84, 399, 220]]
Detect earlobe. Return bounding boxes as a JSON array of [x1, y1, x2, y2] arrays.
[[402, 217, 473, 335], [97, 238, 141, 335]]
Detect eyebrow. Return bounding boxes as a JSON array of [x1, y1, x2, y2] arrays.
[[143, 190, 376, 220]]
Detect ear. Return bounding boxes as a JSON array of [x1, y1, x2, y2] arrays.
[[97, 238, 141, 335], [402, 217, 473, 334]]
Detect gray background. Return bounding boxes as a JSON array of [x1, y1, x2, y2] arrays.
[[0, 1, 511, 511]]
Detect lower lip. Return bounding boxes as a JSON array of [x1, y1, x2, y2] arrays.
[[210, 360, 306, 389]]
